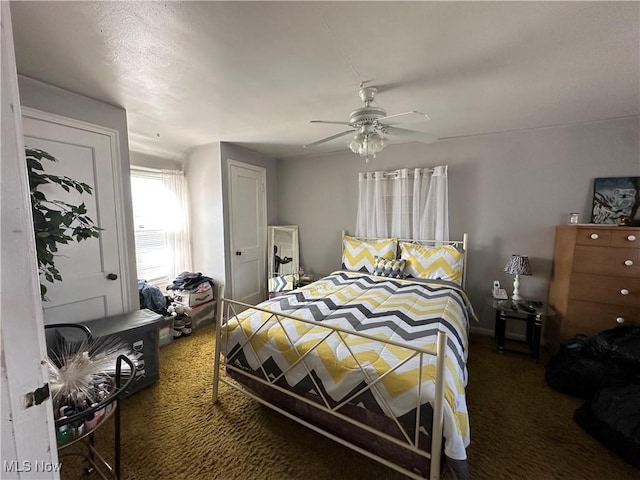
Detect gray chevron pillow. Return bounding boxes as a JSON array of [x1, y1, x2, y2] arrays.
[[372, 256, 406, 279]]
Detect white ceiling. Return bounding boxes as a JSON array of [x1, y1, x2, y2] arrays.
[[10, 1, 640, 161]]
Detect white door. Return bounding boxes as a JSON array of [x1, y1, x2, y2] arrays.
[[22, 110, 127, 324], [1, 2, 59, 475], [228, 160, 266, 305]]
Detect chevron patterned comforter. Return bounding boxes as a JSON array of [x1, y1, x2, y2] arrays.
[[221, 270, 474, 464]]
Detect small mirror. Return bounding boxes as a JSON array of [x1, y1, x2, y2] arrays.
[[267, 225, 299, 297]]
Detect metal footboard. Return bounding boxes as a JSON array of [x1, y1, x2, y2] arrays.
[[212, 287, 447, 480]]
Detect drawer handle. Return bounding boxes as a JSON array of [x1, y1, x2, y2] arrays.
[[628, 234, 637, 242], [620, 289, 629, 296], [624, 259, 634, 266], [616, 317, 625, 324], [590, 233, 599, 240]]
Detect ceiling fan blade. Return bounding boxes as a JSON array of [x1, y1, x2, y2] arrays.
[[384, 126, 438, 144], [310, 120, 352, 126], [303, 129, 356, 148], [377, 111, 430, 125]]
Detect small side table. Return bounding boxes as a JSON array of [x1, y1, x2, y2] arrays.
[[296, 274, 315, 288], [486, 296, 554, 361]]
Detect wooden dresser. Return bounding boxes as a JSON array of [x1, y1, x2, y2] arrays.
[[547, 224, 640, 351]]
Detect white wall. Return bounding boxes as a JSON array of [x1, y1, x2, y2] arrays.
[[130, 151, 183, 171], [276, 117, 640, 334], [184, 143, 225, 288]]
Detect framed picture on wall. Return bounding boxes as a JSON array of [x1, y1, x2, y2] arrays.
[[591, 176, 640, 224]]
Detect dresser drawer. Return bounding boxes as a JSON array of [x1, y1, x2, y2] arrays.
[[565, 300, 640, 338], [573, 246, 640, 277], [575, 228, 612, 247], [569, 273, 639, 307], [611, 228, 640, 248]]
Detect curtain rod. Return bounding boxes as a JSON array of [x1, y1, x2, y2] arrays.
[[130, 165, 184, 174], [361, 167, 436, 179]]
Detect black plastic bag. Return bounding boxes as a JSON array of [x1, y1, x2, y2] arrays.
[[574, 383, 640, 467], [545, 334, 629, 398], [597, 325, 640, 375]]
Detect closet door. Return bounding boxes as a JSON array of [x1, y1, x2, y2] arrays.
[[228, 159, 266, 305], [23, 109, 130, 323]]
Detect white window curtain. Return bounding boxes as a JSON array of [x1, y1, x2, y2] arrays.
[[356, 171, 388, 238], [131, 168, 193, 284], [355, 165, 449, 241]]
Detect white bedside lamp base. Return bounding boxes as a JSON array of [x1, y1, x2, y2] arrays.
[[511, 274, 522, 300]]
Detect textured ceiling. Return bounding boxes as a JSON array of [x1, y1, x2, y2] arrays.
[[10, 1, 640, 161]]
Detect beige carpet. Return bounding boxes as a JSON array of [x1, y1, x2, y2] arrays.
[[59, 324, 638, 479]]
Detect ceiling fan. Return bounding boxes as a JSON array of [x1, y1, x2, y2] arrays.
[[303, 84, 438, 161]]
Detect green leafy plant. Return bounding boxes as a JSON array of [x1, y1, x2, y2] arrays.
[[26, 148, 101, 299]]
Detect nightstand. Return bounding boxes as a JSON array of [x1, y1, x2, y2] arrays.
[[486, 296, 554, 361], [297, 274, 314, 287]]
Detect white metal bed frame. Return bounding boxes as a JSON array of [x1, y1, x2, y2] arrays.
[[212, 233, 469, 480]]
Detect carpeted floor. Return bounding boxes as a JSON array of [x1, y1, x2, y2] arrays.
[[59, 323, 638, 479]]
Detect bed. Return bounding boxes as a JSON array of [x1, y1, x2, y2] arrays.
[[213, 233, 475, 480]]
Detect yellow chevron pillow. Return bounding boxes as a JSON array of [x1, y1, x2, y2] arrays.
[[342, 236, 397, 274], [400, 242, 464, 285], [268, 274, 296, 292]]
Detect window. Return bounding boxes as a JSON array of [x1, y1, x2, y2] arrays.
[[130, 168, 192, 287]]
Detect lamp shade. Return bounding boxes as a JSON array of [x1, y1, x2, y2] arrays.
[[504, 255, 532, 276]]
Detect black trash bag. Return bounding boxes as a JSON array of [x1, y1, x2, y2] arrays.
[[545, 334, 629, 398], [574, 383, 640, 468], [597, 325, 640, 376]]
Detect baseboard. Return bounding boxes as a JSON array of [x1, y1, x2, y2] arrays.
[[469, 326, 493, 336], [469, 325, 527, 342]]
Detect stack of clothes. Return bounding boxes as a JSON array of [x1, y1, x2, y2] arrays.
[[166, 272, 216, 333], [166, 271, 215, 292]]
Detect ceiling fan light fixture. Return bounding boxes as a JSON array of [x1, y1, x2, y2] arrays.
[[349, 130, 388, 161], [308, 84, 434, 159], [349, 132, 365, 154]]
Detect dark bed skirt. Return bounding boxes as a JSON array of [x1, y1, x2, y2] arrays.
[[227, 368, 469, 479]]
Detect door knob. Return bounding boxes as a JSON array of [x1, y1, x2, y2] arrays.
[[235, 251, 242, 256], [107, 273, 118, 280]]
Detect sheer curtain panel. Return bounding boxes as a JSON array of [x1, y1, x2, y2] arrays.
[[131, 168, 192, 285], [355, 165, 449, 241], [414, 165, 449, 241], [356, 171, 388, 238], [161, 169, 193, 279]]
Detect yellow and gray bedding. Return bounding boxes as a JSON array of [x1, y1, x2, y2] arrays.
[[221, 270, 474, 462]]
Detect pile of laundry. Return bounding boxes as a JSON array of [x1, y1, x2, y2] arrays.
[[166, 271, 216, 338], [166, 271, 215, 292]]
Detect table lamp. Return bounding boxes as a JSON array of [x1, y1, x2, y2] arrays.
[[504, 254, 531, 300]]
